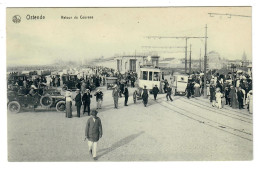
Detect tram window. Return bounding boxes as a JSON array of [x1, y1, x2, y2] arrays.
[[142, 71, 148, 80], [154, 72, 159, 81], [149, 72, 153, 81]]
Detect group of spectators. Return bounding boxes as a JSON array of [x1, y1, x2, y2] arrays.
[[185, 72, 253, 114]]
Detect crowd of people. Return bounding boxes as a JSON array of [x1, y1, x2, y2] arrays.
[[184, 72, 253, 114]]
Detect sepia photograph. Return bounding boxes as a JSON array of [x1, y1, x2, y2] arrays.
[[5, 7, 253, 162]]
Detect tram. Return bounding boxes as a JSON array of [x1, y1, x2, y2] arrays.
[[137, 65, 162, 92]]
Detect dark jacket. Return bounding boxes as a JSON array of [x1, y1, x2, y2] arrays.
[[94, 91, 103, 101], [85, 117, 103, 142], [237, 90, 244, 102], [166, 87, 172, 95], [142, 89, 148, 99], [123, 88, 129, 97], [75, 93, 82, 106], [152, 86, 159, 95], [82, 93, 92, 103]]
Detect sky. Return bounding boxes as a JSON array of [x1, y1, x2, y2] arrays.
[[6, 7, 252, 66]]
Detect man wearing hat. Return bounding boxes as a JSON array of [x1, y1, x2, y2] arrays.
[[123, 86, 129, 106], [112, 85, 119, 109], [94, 89, 103, 109], [75, 89, 82, 117], [82, 89, 92, 116], [152, 84, 159, 100], [85, 110, 103, 161]]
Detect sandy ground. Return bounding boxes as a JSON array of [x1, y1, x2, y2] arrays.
[[7, 86, 253, 161]]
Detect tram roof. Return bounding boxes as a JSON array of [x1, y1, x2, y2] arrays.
[[140, 66, 161, 71]]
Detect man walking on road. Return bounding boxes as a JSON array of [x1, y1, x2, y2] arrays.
[[166, 85, 173, 101], [94, 89, 103, 109], [75, 89, 82, 118], [112, 85, 119, 109], [123, 86, 129, 106], [82, 89, 92, 116], [152, 85, 159, 100], [85, 110, 103, 161], [142, 85, 149, 107]]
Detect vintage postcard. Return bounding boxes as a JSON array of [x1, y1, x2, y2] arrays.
[[6, 7, 252, 161]]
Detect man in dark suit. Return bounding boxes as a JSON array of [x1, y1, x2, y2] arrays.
[[152, 85, 159, 100], [75, 89, 82, 117], [123, 86, 129, 106], [82, 89, 92, 116], [85, 110, 103, 161]]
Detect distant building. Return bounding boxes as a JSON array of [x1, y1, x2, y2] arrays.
[[114, 55, 159, 73], [91, 55, 160, 74]]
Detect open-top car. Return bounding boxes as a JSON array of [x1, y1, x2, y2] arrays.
[[7, 88, 66, 113]]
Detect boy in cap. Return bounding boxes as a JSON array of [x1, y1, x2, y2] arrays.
[[85, 110, 103, 161]]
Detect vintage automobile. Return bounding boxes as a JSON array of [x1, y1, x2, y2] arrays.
[[106, 77, 118, 90], [61, 74, 79, 91], [7, 88, 66, 113], [171, 74, 189, 96]]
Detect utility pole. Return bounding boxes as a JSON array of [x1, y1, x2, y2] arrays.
[[189, 44, 192, 75], [145, 35, 207, 74], [199, 48, 201, 71], [185, 38, 188, 74], [204, 24, 208, 98]]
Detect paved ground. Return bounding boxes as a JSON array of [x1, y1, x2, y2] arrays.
[[7, 86, 253, 161]]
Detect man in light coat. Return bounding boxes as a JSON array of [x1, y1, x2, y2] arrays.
[[112, 85, 119, 109]]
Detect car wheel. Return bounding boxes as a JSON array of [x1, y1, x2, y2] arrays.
[[40, 95, 53, 108], [56, 101, 66, 112], [8, 101, 21, 113]]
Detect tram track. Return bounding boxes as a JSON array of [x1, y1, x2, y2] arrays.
[[193, 97, 252, 117], [179, 97, 252, 124], [155, 98, 252, 142]]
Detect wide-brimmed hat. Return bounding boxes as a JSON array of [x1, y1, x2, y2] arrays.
[[113, 85, 117, 88], [65, 91, 72, 97]]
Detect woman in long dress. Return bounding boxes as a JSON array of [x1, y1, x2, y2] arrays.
[[65, 91, 72, 118], [230, 86, 238, 109], [194, 83, 201, 97], [142, 85, 149, 107], [247, 90, 253, 114]]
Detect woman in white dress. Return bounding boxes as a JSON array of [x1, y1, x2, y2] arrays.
[[247, 90, 253, 114]]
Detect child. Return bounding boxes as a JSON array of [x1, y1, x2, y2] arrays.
[[215, 88, 223, 109]]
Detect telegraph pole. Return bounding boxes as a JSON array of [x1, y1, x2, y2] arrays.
[[189, 44, 192, 75], [199, 48, 202, 71], [145, 35, 207, 74], [204, 24, 208, 98], [185, 38, 188, 74]]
